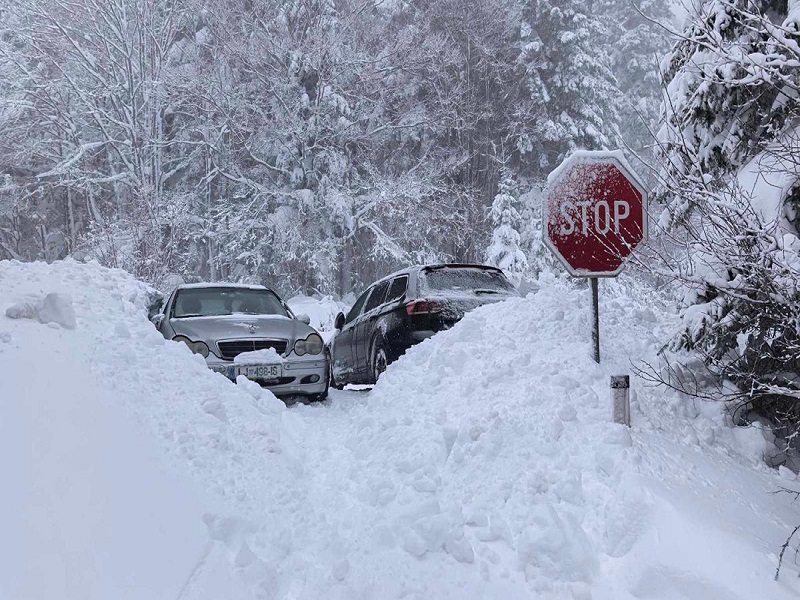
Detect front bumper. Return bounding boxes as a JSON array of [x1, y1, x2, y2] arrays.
[[206, 355, 328, 396]]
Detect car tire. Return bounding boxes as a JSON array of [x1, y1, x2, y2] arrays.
[[370, 339, 389, 384], [329, 355, 345, 390]]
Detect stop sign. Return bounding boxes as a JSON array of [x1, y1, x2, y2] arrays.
[[543, 151, 648, 277]]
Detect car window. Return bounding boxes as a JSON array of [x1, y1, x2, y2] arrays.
[[363, 280, 390, 313], [386, 276, 408, 303], [172, 287, 289, 318], [164, 290, 177, 316], [421, 267, 516, 294], [345, 288, 371, 324]]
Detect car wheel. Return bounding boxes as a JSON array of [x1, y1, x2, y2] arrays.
[[370, 340, 389, 384], [329, 355, 345, 390], [309, 368, 330, 402], [316, 355, 332, 401]]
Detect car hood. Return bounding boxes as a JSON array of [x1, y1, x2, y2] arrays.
[[169, 314, 316, 346]]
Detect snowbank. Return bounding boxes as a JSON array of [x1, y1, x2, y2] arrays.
[[347, 273, 800, 598], [5, 291, 76, 328], [0, 259, 289, 599], [3, 259, 799, 599], [0, 267, 213, 599]]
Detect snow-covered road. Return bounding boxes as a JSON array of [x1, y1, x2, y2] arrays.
[[3, 259, 800, 600]]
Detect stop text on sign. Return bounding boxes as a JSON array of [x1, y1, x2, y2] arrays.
[[558, 199, 630, 236]]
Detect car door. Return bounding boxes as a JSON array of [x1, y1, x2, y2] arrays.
[[332, 287, 371, 382], [157, 290, 178, 338], [382, 275, 409, 350], [354, 280, 390, 378]]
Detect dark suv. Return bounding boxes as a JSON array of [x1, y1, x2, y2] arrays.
[[330, 264, 519, 386]]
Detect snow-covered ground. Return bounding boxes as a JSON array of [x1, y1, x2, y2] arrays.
[[2, 258, 799, 599]]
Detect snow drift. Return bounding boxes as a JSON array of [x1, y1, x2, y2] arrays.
[[2, 258, 799, 599]]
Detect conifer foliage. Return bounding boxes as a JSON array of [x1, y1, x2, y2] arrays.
[[658, 0, 800, 434], [517, 0, 620, 170], [486, 169, 528, 286]]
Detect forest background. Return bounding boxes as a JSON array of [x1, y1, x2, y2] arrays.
[[0, 0, 675, 296]]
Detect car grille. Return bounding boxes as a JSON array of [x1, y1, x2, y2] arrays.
[[256, 376, 295, 386], [217, 339, 288, 361]]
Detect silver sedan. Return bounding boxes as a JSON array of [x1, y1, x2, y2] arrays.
[[153, 283, 328, 401]]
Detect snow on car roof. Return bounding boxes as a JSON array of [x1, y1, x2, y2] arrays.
[[176, 282, 269, 291], [374, 263, 503, 285]]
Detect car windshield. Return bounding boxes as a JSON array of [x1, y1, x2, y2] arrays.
[[172, 287, 289, 318], [421, 267, 516, 294]]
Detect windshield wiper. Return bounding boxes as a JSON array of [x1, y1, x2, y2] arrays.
[[175, 313, 204, 318], [474, 289, 501, 295]]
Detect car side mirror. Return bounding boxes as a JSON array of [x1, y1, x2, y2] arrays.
[[296, 313, 311, 325], [151, 313, 164, 328], [334, 312, 345, 330]]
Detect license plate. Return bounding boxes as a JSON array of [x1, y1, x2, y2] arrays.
[[238, 364, 281, 379]]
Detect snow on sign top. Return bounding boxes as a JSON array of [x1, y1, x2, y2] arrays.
[[543, 150, 648, 277]]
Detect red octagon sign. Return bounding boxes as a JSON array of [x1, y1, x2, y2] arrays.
[[543, 151, 648, 277]]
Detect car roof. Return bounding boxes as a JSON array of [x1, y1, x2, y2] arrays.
[[175, 282, 270, 291], [371, 263, 504, 286]]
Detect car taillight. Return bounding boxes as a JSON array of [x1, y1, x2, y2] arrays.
[[406, 300, 440, 316]]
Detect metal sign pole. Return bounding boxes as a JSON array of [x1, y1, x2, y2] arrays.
[[591, 277, 600, 363]]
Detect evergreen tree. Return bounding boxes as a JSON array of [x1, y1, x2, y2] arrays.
[[658, 0, 800, 431], [486, 168, 528, 286], [518, 183, 560, 277], [597, 0, 674, 158], [517, 0, 621, 173], [660, 0, 798, 217]]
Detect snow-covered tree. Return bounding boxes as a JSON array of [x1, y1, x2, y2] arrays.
[[517, 0, 621, 173], [0, 0, 207, 282], [597, 0, 675, 158], [486, 169, 528, 286], [198, 0, 459, 294], [0, 0, 672, 298], [518, 183, 561, 277], [657, 0, 800, 436]]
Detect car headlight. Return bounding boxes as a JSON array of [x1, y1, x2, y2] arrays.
[[173, 335, 210, 358], [305, 333, 323, 355], [191, 340, 210, 358], [173, 335, 192, 348], [294, 333, 323, 356]]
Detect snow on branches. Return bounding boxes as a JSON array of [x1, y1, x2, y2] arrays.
[[658, 0, 800, 430], [0, 0, 671, 296], [486, 169, 527, 287]]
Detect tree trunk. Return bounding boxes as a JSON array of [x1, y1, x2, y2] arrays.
[[339, 237, 352, 297], [66, 187, 77, 252]]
